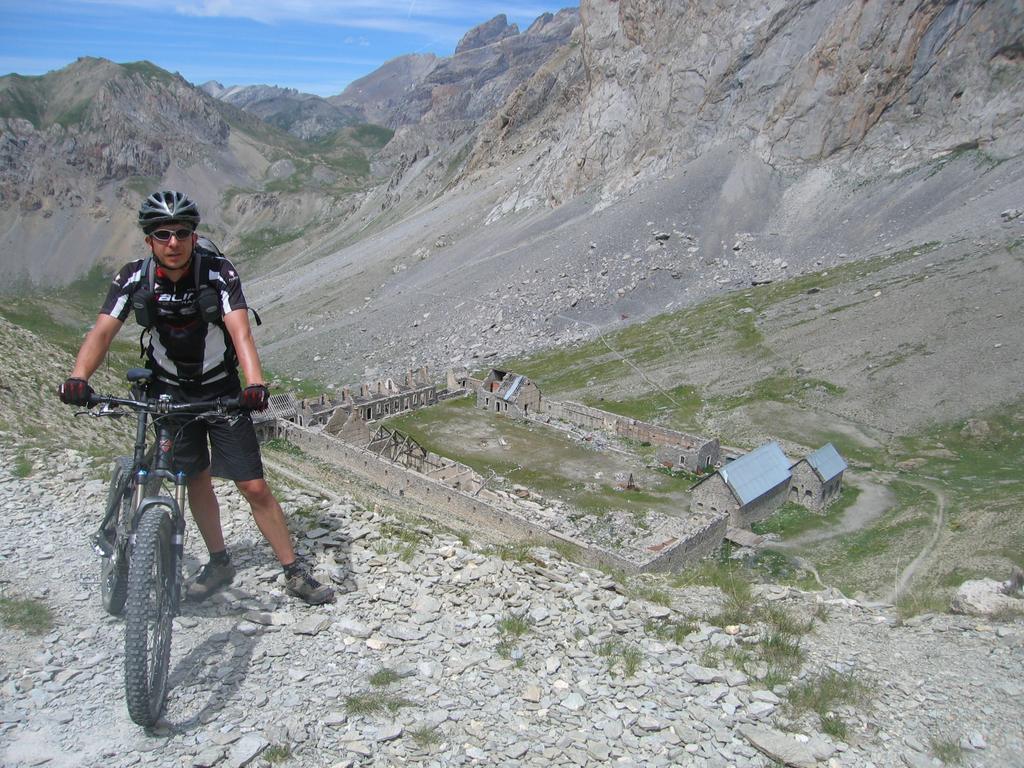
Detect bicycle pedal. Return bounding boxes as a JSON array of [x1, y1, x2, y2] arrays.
[[91, 532, 114, 558]]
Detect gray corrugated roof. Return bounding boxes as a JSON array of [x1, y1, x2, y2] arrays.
[[805, 442, 847, 482], [502, 375, 525, 401], [252, 393, 299, 424], [720, 442, 791, 505]]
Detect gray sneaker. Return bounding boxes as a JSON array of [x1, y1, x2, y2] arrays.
[[185, 560, 236, 602], [286, 568, 335, 605]]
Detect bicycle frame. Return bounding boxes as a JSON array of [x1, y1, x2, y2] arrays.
[[85, 368, 244, 726]]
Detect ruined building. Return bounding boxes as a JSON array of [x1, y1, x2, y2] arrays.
[[690, 442, 792, 527], [789, 442, 848, 512], [254, 366, 847, 572], [477, 369, 543, 419], [476, 370, 720, 472], [691, 441, 849, 527]]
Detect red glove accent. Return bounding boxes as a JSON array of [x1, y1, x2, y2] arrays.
[[240, 384, 270, 412], [59, 377, 94, 406]]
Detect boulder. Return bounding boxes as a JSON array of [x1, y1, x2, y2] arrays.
[[950, 578, 1024, 617]]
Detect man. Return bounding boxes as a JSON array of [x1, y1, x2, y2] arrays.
[[59, 190, 333, 606]]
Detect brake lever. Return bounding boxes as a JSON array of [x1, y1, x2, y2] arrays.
[[87, 403, 126, 418]]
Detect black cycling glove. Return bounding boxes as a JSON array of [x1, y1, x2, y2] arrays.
[[240, 384, 270, 412], [59, 377, 94, 407]]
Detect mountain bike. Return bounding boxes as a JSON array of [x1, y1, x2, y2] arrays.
[[86, 368, 242, 727]]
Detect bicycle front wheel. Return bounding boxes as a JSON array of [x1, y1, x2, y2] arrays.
[[124, 504, 179, 727]]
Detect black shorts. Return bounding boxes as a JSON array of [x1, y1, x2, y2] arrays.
[[151, 379, 264, 482]]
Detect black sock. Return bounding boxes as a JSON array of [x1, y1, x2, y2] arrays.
[[210, 550, 230, 566], [283, 559, 303, 577]]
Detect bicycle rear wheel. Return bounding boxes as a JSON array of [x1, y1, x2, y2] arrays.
[[100, 457, 133, 616], [124, 504, 179, 727]]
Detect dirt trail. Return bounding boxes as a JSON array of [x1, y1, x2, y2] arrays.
[[768, 472, 895, 549], [765, 473, 949, 604], [884, 481, 948, 605]]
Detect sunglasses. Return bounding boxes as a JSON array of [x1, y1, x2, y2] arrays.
[[150, 228, 194, 242]]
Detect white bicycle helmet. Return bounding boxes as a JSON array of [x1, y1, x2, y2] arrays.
[[137, 190, 200, 234]]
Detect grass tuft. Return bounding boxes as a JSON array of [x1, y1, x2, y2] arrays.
[[263, 745, 292, 764], [345, 691, 414, 716], [595, 638, 644, 677], [0, 596, 54, 635], [496, 612, 533, 662], [409, 726, 442, 748], [787, 669, 871, 736], [369, 667, 402, 687], [374, 522, 422, 562], [14, 452, 33, 478], [644, 617, 699, 644], [895, 584, 951, 620], [929, 735, 965, 765]]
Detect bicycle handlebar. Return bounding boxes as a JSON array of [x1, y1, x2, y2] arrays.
[[87, 393, 244, 415]]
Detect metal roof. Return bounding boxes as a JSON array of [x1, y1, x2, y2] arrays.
[[720, 442, 791, 506], [252, 393, 299, 424], [804, 442, 848, 482], [502, 375, 525, 401]]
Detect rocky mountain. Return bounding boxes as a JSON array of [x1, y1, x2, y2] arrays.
[[200, 82, 363, 140], [0, 11, 580, 288], [466, 0, 1024, 207], [0, 1, 1021, 411], [0, 58, 392, 284], [241, 0, 1023, 408], [327, 54, 440, 129], [332, 11, 579, 131]]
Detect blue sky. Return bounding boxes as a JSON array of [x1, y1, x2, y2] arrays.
[[0, 1, 576, 97]]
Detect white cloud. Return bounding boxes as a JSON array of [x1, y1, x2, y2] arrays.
[[81, 0, 562, 31]]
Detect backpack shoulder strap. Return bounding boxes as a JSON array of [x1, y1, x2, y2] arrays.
[[194, 237, 262, 327], [137, 255, 155, 292]]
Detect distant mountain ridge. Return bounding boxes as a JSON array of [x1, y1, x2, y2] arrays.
[[204, 11, 580, 135], [0, 0, 1020, 396], [199, 82, 363, 140]]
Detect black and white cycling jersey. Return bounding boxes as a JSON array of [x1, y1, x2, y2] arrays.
[[101, 250, 248, 388]]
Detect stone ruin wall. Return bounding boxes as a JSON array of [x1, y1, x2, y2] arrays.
[[731, 480, 791, 528], [538, 399, 720, 472], [273, 421, 644, 573], [641, 512, 729, 572], [259, 371, 732, 572]]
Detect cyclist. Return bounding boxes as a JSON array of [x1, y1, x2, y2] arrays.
[[58, 190, 334, 606]]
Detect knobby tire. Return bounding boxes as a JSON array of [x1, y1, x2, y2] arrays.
[[124, 504, 178, 727], [100, 457, 133, 616]]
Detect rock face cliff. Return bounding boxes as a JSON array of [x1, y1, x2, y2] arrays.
[[469, 0, 1024, 207], [334, 12, 579, 131], [0, 58, 247, 281], [0, 58, 229, 204]]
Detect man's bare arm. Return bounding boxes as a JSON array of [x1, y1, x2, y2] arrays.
[[223, 309, 265, 386], [70, 314, 124, 380]]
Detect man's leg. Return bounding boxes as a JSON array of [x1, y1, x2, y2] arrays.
[[185, 468, 236, 601], [234, 478, 295, 565], [207, 412, 333, 605], [187, 468, 226, 553], [236, 477, 334, 605]]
